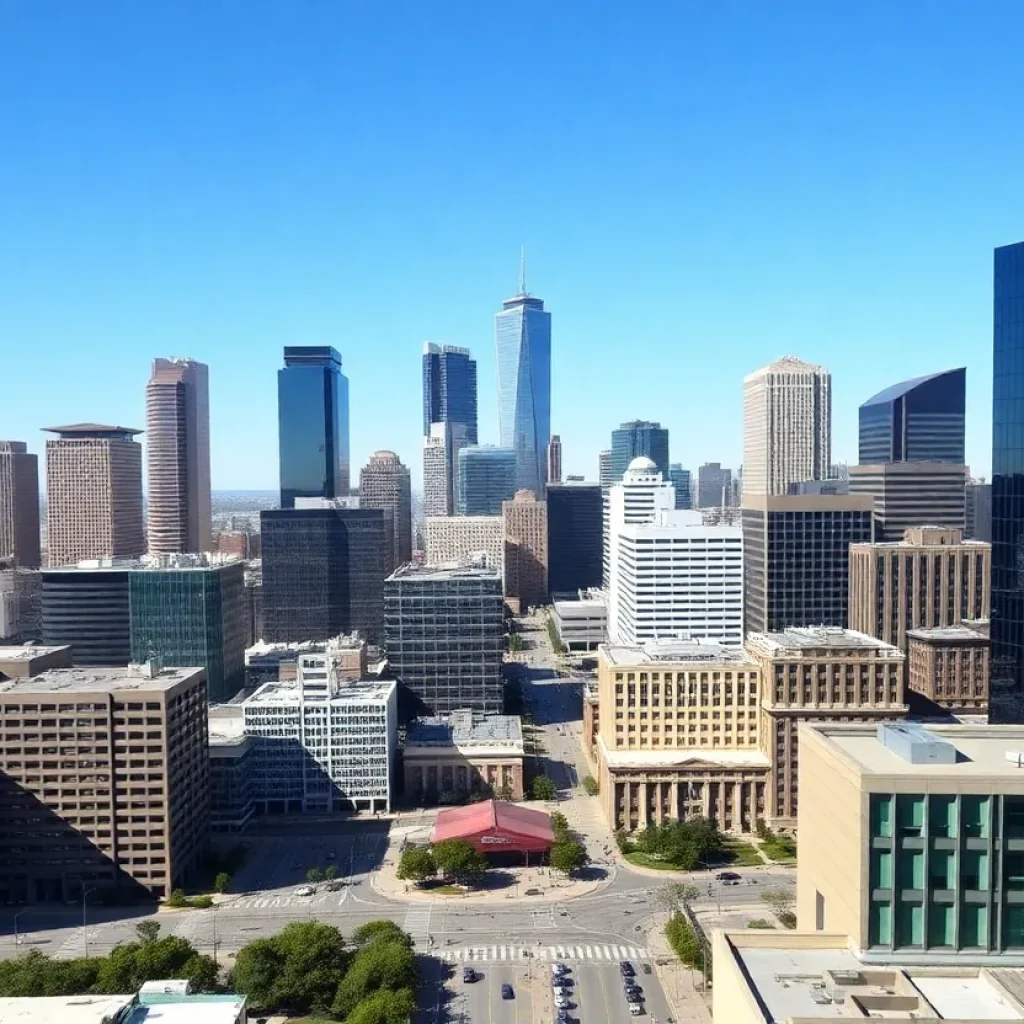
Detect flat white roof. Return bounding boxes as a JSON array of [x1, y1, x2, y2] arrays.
[[601, 639, 755, 667], [596, 736, 769, 769], [0, 994, 134, 1023], [910, 973, 1023, 1020], [738, 947, 864, 1020], [244, 678, 396, 706]]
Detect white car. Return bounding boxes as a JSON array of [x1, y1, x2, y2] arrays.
[[554, 997, 569, 1009], [294, 885, 315, 896]]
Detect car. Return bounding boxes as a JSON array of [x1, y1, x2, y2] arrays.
[[629, 1003, 644, 1016], [462, 967, 477, 983], [556, 1013, 571, 1024], [625, 986, 643, 1000], [293, 885, 315, 896], [620, 961, 635, 976], [525, 887, 543, 896], [642, 964, 652, 975], [552, 962, 570, 974], [554, 997, 571, 1009], [502, 984, 514, 1000], [326, 880, 346, 891], [553, 987, 570, 998], [715, 871, 742, 882]]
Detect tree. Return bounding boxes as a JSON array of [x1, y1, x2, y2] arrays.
[[531, 776, 556, 801], [396, 845, 436, 882], [0, 950, 100, 997], [135, 920, 162, 944], [345, 986, 417, 1024], [550, 811, 570, 838], [352, 921, 414, 949], [496, 783, 515, 801], [167, 889, 187, 908], [550, 839, 589, 876], [324, 864, 337, 880], [306, 866, 324, 884], [431, 838, 487, 883], [761, 887, 795, 918], [331, 940, 418, 1018], [214, 872, 231, 894], [665, 911, 705, 970], [654, 883, 699, 911], [93, 935, 217, 994], [582, 775, 599, 796]]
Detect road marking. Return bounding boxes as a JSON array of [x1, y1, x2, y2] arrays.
[[440, 944, 650, 963]]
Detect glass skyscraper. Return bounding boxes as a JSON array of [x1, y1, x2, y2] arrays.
[[992, 241, 1024, 723], [495, 280, 551, 495], [422, 343, 478, 443], [278, 346, 350, 509], [457, 446, 517, 516], [546, 482, 603, 595], [609, 421, 670, 483], [668, 463, 692, 510], [859, 368, 966, 464]]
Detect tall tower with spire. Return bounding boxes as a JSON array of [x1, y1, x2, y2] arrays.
[[495, 251, 552, 495]]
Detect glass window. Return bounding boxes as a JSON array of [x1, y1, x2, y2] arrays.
[[897, 850, 924, 890], [1004, 851, 1024, 891], [960, 903, 988, 949], [1006, 796, 1024, 839], [871, 794, 893, 838], [1004, 905, 1024, 950], [929, 850, 953, 890], [927, 902, 954, 948], [872, 850, 893, 889], [896, 795, 924, 838], [869, 901, 892, 947], [962, 849, 989, 891], [895, 901, 923, 948], [962, 795, 990, 838], [929, 795, 957, 838]]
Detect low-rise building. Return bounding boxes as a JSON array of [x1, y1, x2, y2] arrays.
[[0, 643, 71, 678], [208, 708, 255, 834], [745, 627, 907, 828], [0, 662, 209, 902], [551, 590, 608, 651], [906, 624, 990, 712], [404, 711, 524, 802], [244, 633, 367, 689], [798, 721, 1024, 960], [594, 639, 768, 832]]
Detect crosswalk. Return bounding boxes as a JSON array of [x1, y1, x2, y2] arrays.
[[440, 943, 649, 963], [403, 906, 432, 944]]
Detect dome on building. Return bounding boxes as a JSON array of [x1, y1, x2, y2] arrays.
[[626, 456, 658, 474]]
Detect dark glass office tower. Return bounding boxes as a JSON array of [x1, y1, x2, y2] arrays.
[[278, 347, 350, 509], [457, 446, 518, 515], [261, 508, 385, 643], [859, 368, 966, 464], [422, 344, 478, 443], [991, 241, 1024, 723], [668, 464, 692, 510], [384, 563, 504, 715], [41, 567, 131, 664], [609, 421, 670, 483], [546, 483, 603, 595]]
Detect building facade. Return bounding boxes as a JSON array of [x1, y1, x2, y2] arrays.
[[745, 627, 906, 826], [457, 446, 517, 516], [0, 663, 209, 903], [966, 477, 993, 542], [547, 434, 562, 485], [207, 711, 256, 834], [603, 456, 675, 588], [859, 367, 966, 465], [609, 420, 670, 482], [422, 343, 478, 442], [668, 464, 693, 510], [546, 482, 603, 596], [594, 639, 768, 833], [848, 526, 991, 653], [741, 493, 874, 635], [697, 462, 734, 509], [849, 461, 968, 542], [495, 279, 551, 495], [404, 711, 525, 803], [598, 449, 613, 491], [503, 490, 547, 612], [44, 424, 144, 567], [359, 450, 412, 571], [424, 516, 504, 577], [423, 423, 450, 517], [260, 507, 385, 643], [552, 592, 607, 651], [0, 441, 40, 568], [384, 563, 504, 714], [277, 346, 350, 508], [41, 565, 131, 664], [145, 357, 212, 555], [906, 625, 990, 712], [743, 357, 831, 497]]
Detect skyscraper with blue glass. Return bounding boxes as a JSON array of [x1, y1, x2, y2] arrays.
[[610, 421, 670, 483], [277, 346, 350, 509], [422, 344, 477, 443], [457, 446, 517, 516], [495, 270, 551, 495], [991, 241, 1024, 724]]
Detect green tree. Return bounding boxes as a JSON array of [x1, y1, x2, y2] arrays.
[[0, 950, 100, 997], [665, 911, 705, 970], [93, 935, 217, 994], [396, 845, 436, 882], [496, 783, 515, 801], [582, 775, 599, 796], [306, 866, 324, 884], [331, 940, 418, 1019], [167, 889, 187, 908], [135, 920, 162, 944], [324, 864, 338, 880], [214, 872, 231, 894], [550, 811, 570, 838], [431, 838, 487, 883], [351, 921, 414, 949], [232, 920, 348, 1015], [550, 839, 589, 876], [531, 775, 556, 800], [508, 633, 523, 654], [655, 882, 699, 911], [345, 986, 417, 1024]]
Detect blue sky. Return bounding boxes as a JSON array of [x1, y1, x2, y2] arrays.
[[0, 1, 1019, 489]]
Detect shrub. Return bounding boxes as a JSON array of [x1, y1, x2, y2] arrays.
[[665, 911, 705, 971], [582, 775, 599, 796]]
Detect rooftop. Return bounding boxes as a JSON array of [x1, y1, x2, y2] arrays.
[[44, 553, 242, 574], [745, 627, 904, 658], [433, 800, 555, 844], [406, 712, 523, 752], [0, 994, 135, 1023], [552, 596, 608, 618], [0, 645, 71, 662], [244, 678, 396, 706], [601, 638, 755, 667], [246, 633, 364, 662], [597, 737, 770, 770], [43, 423, 142, 437], [806, 722, 1024, 780], [386, 562, 501, 582], [207, 707, 247, 746], [860, 366, 965, 408], [907, 625, 990, 642], [0, 663, 203, 696]]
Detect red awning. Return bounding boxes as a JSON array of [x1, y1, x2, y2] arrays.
[[431, 800, 555, 854]]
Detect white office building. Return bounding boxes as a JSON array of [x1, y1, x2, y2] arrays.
[[603, 456, 675, 587], [608, 508, 744, 646], [242, 652, 397, 814]]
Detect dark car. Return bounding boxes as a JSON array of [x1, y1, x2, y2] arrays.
[[715, 871, 742, 882], [502, 984, 514, 1000], [620, 961, 635, 976], [463, 967, 477, 983], [625, 983, 643, 999]]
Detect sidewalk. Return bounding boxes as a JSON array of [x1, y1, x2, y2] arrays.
[[647, 911, 712, 1024]]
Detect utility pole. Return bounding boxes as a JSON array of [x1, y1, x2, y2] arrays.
[[82, 886, 99, 957]]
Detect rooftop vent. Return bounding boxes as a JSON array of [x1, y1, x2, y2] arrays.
[[877, 722, 957, 765]]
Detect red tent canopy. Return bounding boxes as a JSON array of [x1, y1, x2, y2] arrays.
[[432, 799, 555, 854]]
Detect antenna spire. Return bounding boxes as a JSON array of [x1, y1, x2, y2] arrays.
[[519, 246, 527, 295]]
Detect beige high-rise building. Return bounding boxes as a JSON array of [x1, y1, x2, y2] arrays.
[[424, 515, 504, 578], [742, 356, 831, 497], [359, 450, 412, 571], [146, 358, 212, 555], [0, 441, 40, 568], [849, 526, 990, 653], [503, 489, 547, 612], [745, 627, 906, 827], [423, 424, 449, 517], [44, 424, 144, 567], [594, 638, 768, 833], [0, 661, 209, 903]]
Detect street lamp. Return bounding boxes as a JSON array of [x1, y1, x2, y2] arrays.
[[82, 885, 100, 957]]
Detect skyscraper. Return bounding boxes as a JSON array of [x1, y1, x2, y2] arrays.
[[598, 449, 613, 491], [547, 482, 603, 596], [278, 346, 350, 509], [0, 441, 40, 568], [423, 424, 450, 517], [359, 450, 412, 571], [668, 464, 693, 510], [697, 462, 734, 509], [849, 462, 968, 542], [991, 241, 1024, 723], [859, 368, 967, 464], [966, 477, 993, 542], [44, 424, 144, 567], [145, 357, 212, 554], [457, 446, 518, 516], [547, 435, 563, 485], [743, 357, 831, 497], [422, 343, 478, 443], [503, 490, 547, 612], [495, 262, 551, 495], [609, 420, 670, 482]]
